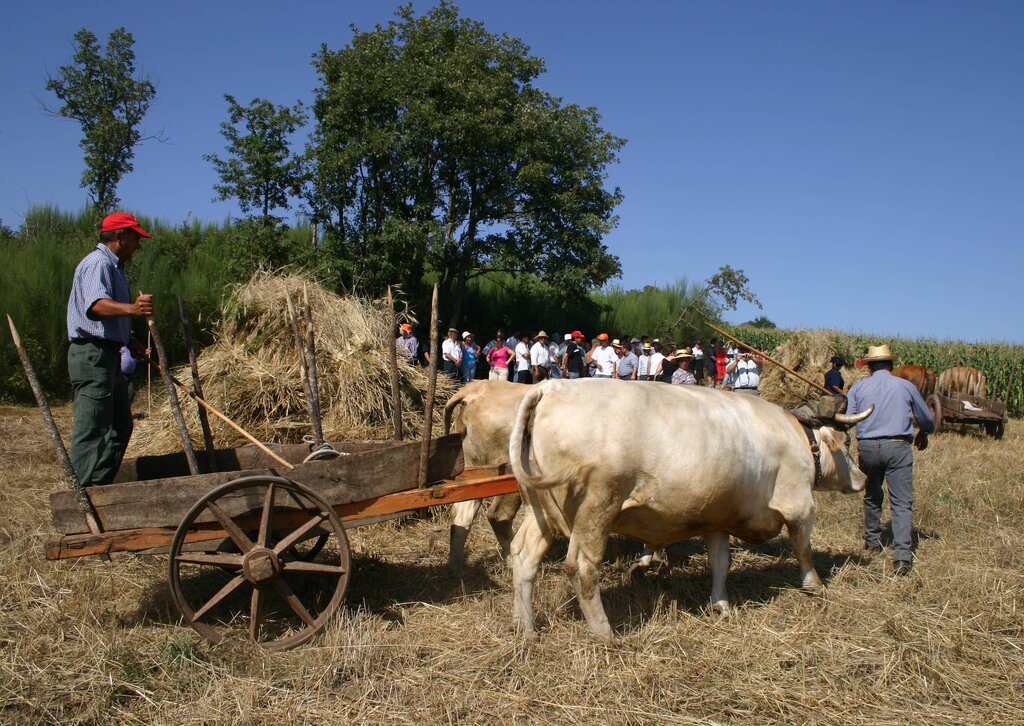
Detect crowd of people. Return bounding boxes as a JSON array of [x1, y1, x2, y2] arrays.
[[396, 326, 765, 394]]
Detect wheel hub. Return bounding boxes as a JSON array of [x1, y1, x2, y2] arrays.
[[243, 548, 281, 583]]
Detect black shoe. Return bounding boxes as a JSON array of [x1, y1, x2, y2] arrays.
[[893, 560, 912, 576], [864, 543, 882, 553]]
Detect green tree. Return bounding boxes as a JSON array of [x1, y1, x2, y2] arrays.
[[306, 2, 624, 324], [741, 315, 777, 329], [204, 95, 307, 223], [44, 28, 158, 215]]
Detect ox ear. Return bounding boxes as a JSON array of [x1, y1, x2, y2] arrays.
[[822, 428, 847, 452]]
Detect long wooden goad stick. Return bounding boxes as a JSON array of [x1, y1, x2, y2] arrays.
[[285, 293, 320, 447], [302, 285, 325, 447], [387, 287, 403, 441], [178, 295, 216, 471], [144, 306, 200, 475], [6, 315, 104, 535], [417, 284, 439, 486], [140, 355, 295, 471], [706, 322, 838, 398]]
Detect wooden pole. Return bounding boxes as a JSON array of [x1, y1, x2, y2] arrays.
[[6, 316, 105, 537], [178, 296, 216, 471], [286, 293, 321, 447], [302, 284, 325, 446], [418, 284, 439, 486], [387, 287, 403, 441], [146, 328, 152, 416], [705, 322, 838, 398], [143, 303, 200, 475], [141, 356, 295, 471]]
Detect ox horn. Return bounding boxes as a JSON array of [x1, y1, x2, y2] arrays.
[[834, 404, 874, 426]]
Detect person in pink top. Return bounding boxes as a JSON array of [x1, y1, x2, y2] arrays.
[[486, 333, 513, 381]]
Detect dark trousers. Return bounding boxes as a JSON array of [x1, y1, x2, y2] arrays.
[[858, 439, 915, 562], [68, 341, 133, 486]]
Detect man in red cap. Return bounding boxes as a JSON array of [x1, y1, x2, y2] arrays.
[[66, 212, 154, 486]]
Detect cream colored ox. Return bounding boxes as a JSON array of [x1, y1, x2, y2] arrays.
[[444, 380, 527, 575], [937, 366, 987, 398], [508, 379, 872, 642]]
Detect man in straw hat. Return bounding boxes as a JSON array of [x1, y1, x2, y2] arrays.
[[530, 331, 552, 382], [66, 212, 154, 486], [669, 348, 697, 385], [846, 344, 935, 576]]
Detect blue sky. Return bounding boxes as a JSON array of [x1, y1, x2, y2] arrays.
[[2, 2, 1022, 342]]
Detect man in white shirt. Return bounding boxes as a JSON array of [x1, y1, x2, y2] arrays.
[[727, 351, 763, 395], [691, 340, 704, 384], [530, 331, 552, 382], [441, 328, 463, 381], [649, 344, 666, 383], [586, 333, 618, 378], [515, 333, 532, 384]]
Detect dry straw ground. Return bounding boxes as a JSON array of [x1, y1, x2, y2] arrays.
[[2, 400, 1022, 724]]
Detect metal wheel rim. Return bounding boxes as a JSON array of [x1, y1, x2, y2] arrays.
[[168, 475, 351, 651]]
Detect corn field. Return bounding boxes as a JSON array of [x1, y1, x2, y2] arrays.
[[725, 325, 1023, 417]]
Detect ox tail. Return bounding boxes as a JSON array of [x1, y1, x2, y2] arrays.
[[443, 385, 475, 435], [509, 384, 558, 489]]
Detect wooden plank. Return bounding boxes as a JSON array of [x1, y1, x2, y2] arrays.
[[45, 473, 518, 561], [52, 434, 464, 535]]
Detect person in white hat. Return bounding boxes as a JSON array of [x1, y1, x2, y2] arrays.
[[530, 331, 552, 382], [442, 327, 462, 381], [460, 331, 480, 383], [846, 344, 935, 576]]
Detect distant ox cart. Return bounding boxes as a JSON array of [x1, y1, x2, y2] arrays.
[[926, 366, 1011, 440]]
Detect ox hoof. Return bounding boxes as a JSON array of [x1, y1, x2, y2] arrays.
[[710, 601, 732, 618]]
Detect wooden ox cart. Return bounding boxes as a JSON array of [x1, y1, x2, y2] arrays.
[[46, 435, 517, 651], [926, 368, 1012, 440]]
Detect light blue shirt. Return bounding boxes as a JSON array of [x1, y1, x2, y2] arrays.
[[847, 369, 935, 439], [66, 244, 132, 345]]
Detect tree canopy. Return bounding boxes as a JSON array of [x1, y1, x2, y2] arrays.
[[305, 2, 624, 323], [45, 28, 157, 215], [204, 95, 307, 223]]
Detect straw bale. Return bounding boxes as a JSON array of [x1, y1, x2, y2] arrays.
[[131, 271, 454, 456], [758, 328, 869, 409]]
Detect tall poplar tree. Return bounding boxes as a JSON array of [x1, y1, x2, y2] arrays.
[[45, 28, 157, 215]]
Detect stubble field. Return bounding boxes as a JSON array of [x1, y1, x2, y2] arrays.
[[1, 405, 1022, 724]]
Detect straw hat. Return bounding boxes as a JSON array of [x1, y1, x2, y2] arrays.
[[611, 338, 622, 347], [642, 342, 653, 351], [671, 348, 694, 361], [536, 330, 548, 339], [862, 344, 894, 362]]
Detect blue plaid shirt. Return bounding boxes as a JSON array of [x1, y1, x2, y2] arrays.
[[847, 370, 935, 439], [66, 244, 132, 345]]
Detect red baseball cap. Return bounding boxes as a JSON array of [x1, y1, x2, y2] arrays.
[[571, 330, 584, 338], [100, 212, 151, 238]]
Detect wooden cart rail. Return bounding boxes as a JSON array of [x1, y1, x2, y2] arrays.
[[50, 434, 465, 536], [46, 468, 516, 560]]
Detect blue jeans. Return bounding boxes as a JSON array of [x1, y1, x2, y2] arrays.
[[858, 439, 915, 562], [567, 372, 580, 379]]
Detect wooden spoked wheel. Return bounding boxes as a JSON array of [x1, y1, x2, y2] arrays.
[[168, 475, 351, 651]]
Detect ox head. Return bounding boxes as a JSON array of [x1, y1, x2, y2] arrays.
[[815, 426, 867, 494]]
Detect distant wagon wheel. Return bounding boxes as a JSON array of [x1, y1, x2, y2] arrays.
[[168, 475, 351, 651], [928, 394, 943, 434], [985, 421, 1005, 440]]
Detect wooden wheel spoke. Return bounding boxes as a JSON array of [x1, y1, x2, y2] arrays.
[[191, 574, 246, 622], [174, 552, 243, 568], [281, 560, 347, 575], [250, 585, 265, 641], [205, 500, 255, 553], [270, 577, 316, 627], [273, 512, 328, 556], [257, 482, 276, 547]]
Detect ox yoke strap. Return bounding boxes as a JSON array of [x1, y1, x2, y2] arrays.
[[801, 424, 823, 487]]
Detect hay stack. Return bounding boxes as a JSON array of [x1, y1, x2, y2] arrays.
[[757, 328, 869, 408], [131, 272, 454, 456]]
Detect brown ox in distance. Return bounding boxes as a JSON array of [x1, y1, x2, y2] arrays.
[[893, 365, 936, 400]]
